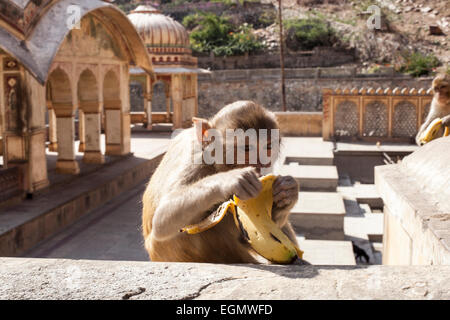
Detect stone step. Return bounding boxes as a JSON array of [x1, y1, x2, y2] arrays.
[[296, 238, 356, 265], [359, 204, 372, 215], [344, 213, 384, 241], [337, 184, 383, 209], [290, 192, 346, 240], [281, 137, 334, 166], [278, 163, 338, 192]]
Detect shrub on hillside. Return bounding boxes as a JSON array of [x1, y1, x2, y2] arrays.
[[284, 18, 336, 51], [398, 51, 440, 77], [188, 12, 264, 56]]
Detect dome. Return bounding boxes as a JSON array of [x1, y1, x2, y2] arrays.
[[127, 5, 190, 50]]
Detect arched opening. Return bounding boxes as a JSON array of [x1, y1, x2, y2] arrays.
[[47, 67, 80, 174], [77, 69, 104, 164]]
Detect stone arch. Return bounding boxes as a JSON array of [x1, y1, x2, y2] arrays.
[[47, 68, 72, 104], [47, 68, 79, 174], [363, 101, 388, 137], [392, 100, 418, 138], [334, 100, 359, 137], [77, 68, 103, 163], [103, 70, 120, 101], [78, 69, 99, 103]]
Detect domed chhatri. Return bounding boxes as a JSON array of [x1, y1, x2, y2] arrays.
[[128, 5, 195, 66]]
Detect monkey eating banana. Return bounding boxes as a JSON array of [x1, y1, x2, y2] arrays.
[[181, 175, 303, 264], [418, 117, 450, 145]]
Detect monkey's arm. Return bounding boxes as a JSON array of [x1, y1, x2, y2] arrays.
[[151, 167, 261, 241]]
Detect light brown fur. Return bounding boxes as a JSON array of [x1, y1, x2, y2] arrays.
[[416, 73, 450, 145], [142, 101, 298, 264]]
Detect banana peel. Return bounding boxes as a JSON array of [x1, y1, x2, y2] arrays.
[[181, 175, 303, 264], [419, 118, 450, 144]]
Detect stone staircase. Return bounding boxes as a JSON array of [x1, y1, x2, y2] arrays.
[[276, 138, 384, 266]]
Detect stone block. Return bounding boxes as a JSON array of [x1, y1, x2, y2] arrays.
[[297, 238, 356, 265], [290, 192, 346, 240], [278, 163, 338, 191]]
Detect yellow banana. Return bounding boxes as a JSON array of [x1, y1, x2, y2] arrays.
[[181, 175, 303, 264], [420, 118, 445, 144], [181, 200, 234, 234]]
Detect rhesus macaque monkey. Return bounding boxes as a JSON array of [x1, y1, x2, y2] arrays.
[[142, 101, 299, 263], [416, 73, 450, 145]]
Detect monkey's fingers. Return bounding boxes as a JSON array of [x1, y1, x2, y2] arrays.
[[181, 201, 234, 234]]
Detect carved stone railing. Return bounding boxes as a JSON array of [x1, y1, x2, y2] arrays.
[[322, 87, 433, 142]]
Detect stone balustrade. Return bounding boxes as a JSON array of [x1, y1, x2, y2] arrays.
[[322, 87, 433, 142]]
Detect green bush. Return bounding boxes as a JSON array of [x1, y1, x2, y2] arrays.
[[257, 10, 277, 27], [189, 12, 264, 56], [182, 13, 203, 30], [284, 18, 336, 51], [399, 52, 440, 77]]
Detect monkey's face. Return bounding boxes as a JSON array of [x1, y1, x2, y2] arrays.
[[214, 137, 278, 174], [433, 77, 450, 105]]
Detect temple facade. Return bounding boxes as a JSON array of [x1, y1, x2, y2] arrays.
[[0, 0, 152, 195], [127, 5, 207, 130]]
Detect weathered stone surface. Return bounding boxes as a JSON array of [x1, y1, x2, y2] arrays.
[[0, 258, 449, 300], [375, 137, 450, 265]]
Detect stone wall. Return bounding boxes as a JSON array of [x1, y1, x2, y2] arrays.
[[375, 137, 450, 265], [275, 112, 322, 137], [197, 67, 432, 119], [197, 48, 356, 70]]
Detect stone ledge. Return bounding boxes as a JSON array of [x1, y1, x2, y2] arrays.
[[375, 160, 450, 264], [0, 258, 449, 300]]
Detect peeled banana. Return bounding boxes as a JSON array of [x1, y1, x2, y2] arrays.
[[181, 175, 303, 264], [419, 117, 450, 144]]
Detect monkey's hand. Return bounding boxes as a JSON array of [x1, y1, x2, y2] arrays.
[[221, 167, 262, 201], [271, 175, 299, 227]]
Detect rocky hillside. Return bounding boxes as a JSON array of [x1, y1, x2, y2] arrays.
[[264, 0, 449, 71], [116, 0, 449, 73]]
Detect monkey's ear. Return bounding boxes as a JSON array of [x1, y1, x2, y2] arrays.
[[193, 117, 211, 145]]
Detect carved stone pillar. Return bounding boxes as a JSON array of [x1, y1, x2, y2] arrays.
[[171, 75, 183, 129], [78, 109, 86, 152], [144, 92, 152, 130], [104, 99, 127, 156], [53, 103, 79, 174], [80, 100, 104, 164], [46, 101, 58, 152]]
